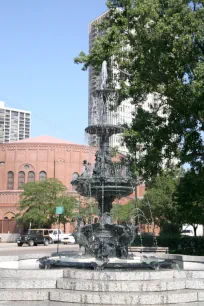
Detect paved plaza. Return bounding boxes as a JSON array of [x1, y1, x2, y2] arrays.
[[0, 242, 79, 256]]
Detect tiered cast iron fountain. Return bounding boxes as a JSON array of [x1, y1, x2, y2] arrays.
[[39, 62, 175, 270], [71, 62, 135, 261]]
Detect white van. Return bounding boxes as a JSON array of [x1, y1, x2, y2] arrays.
[[48, 229, 75, 244]]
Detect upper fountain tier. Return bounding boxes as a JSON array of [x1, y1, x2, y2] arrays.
[[87, 61, 124, 138]]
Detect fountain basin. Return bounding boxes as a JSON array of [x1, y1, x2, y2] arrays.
[[1, 253, 204, 271]]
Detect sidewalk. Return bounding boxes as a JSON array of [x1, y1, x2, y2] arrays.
[[0, 242, 79, 256]]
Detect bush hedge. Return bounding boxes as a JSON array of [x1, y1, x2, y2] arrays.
[[132, 235, 204, 255]]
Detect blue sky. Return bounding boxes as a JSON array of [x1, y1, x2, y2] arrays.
[[0, 0, 107, 144]]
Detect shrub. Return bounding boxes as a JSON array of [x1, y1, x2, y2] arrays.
[[132, 235, 204, 255], [160, 222, 181, 236]]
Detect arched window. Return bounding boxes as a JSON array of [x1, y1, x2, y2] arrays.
[[28, 171, 35, 182], [18, 171, 25, 189], [4, 212, 15, 219], [39, 171, 47, 181], [7, 171, 14, 190], [72, 172, 79, 191]]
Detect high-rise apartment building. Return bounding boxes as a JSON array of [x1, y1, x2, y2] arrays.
[[88, 12, 135, 152], [0, 101, 31, 143]]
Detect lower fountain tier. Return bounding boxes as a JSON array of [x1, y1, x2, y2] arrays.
[[72, 222, 136, 260], [85, 124, 124, 137]]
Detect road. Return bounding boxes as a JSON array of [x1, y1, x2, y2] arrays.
[[0, 242, 79, 256]]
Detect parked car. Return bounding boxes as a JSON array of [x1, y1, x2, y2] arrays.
[[48, 229, 75, 243], [181, 229, 194, 236], [16, 229, 52, 247], [61, 234, 75, 244]]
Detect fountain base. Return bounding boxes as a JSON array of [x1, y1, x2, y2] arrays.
[[72, 218, 136, 260], [39, 252, 176, 270]]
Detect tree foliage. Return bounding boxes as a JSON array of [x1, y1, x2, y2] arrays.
[[17, 179, 77, 228], [111, 201, 135, 223], [175, 168, 204, 235], [79, 200, 100, 223], [75, 0, 204, 179], [139, 169, 181, 230], [110, 170, 181, 229]]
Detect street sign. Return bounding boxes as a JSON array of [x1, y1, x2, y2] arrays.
[[55, 206, 64, 215]]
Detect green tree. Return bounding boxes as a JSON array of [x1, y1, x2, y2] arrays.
[[140, 169, 182, 232], [79, 200, 99, 224], [75, 0, 204, 179], [55, 195, 78, 231], [111, 201, 135, 223], [176, 169, 204, 236], [17, 178, 77, 228]]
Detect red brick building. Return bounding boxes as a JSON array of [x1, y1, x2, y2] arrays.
[[0, 135, 145, 234]]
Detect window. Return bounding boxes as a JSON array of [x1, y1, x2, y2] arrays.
[[18, 171, 25, 189], [7, 171, 14, 190], [28, 171, 35, 182], [38, 230, 43, 236], [39, 171, 47, 181], [4, 212, 15, 219]]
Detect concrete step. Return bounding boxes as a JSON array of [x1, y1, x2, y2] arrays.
[[0, 268, 63, 279], [1, 302, 204, 306], [50, 288, 201, 304], [57, 277, 187, 292], [63, 269, 204, 281], [63, 269, 175, 281], [0, 289, 50, 301], [2, 303, 204, 306], [187, 279, 204, 289], [0, 302, 51, 306], [0, 278, 56, 289]]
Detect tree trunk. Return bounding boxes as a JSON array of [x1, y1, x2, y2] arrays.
[[193, 225, 198, 236]]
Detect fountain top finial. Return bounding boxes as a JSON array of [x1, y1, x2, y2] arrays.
[[100, 61, 108, 90]]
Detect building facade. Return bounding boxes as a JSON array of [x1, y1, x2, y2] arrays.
[[0, 135, 145, 234], [0, 135, 96, 233], [0, 101, 31, 143]]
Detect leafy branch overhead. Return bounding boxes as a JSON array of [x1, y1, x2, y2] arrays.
[[75, 0, 204, 179]]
